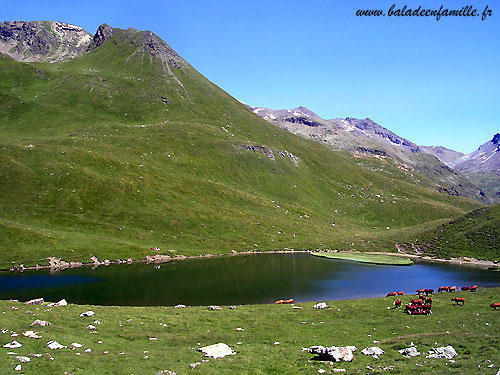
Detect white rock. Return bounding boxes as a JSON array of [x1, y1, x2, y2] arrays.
[[85, 348, 91, 352], [87, 325, 96, 330], [47, 299, 68, 307], [15, 365, 21, 371], [399, 347, 420, 357], [80, 311, 95, 317], [235, 328, 244, 331], [3, 341, 22, 349], [26, 298, 44, 305], [426, 346, 458, 359], [71, 343, 82, 348], [23, 330, 41, 339], [332, 370, 346, 373], [190, 362, 201, 368], [174, 304, 186, 308], [16, 356, 30, 363], [47, 340, 66, 350], [198, 343, 236, 358], [313, 302, 328, 309], [30, 319, 50, 327], [361, 347, 385, 357]]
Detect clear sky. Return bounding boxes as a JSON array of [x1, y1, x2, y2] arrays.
[[3, 0, 499, 153]]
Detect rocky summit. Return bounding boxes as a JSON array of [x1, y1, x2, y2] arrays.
[[0, 21, 92, 62]]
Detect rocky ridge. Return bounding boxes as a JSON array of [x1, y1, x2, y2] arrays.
[[250, 106, 496, 203], [0, 21, 92, 62]]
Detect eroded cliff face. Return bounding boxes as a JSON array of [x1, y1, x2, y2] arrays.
[[0, 21, 92, 62]]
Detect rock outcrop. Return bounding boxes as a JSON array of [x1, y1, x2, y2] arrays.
[[0, 21, 91, 62]]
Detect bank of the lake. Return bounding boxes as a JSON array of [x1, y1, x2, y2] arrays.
[[1, 287, 500, 374]]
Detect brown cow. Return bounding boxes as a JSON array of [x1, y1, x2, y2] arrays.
[[451, 297, 465, 306], [424, 289, 434, 296], [449, 286, 457, 292], [394, 299, 402, 308], [410, 299, 424, 305], [386, 292, 397, 297], [490, 303, 500, 310], [416, 289, 425, 295], [397, 291, 404, 295], [438, 286, 449, 293]]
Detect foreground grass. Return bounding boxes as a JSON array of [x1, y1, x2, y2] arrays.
[[1, 288, 499, 374], [311, 252, 414, 265]]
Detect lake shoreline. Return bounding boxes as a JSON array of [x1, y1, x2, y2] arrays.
[[3, 248, 498, 273]]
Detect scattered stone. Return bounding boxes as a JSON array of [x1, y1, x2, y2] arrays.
[[23, 330, 41, 339], [71, 343, 82, 348], [309, 346, 357, 362], [190, 362, 201, 368], [3, 341, 22, 349], [175, 304, 186, 308], [426, 346, 458, 359], [235, 328, 244, 331], [26, 298, 44, 305], [332, 370, 346, 373], [228, 305, 236, 309], [207, 305, 222, 311], [31, 319, 50, 327], [318, 369, 326, 374], [30, 354, 42, 358], [313, 302, 328, 309], [47, 299, 68, 307], [198, 343, 236, 358], [87, 325, 97, 330], [47, 340, 66, 350], [399, 347, 420, 357], [15, 364, 21, 371], [85, 348, 91, 353], [7, 352, 17, 355], [94, 320, 101, 325], [274, 342, 280, 345], [362, 347, 384, 358], [149, 337, 158, 341], [292, 306, 303, 309], [16, 356, 30, 363], [156, 371, 176, 375], [11, 306, 19, 310], [80, 311, 95, 317]]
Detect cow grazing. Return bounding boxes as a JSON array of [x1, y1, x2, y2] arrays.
[[410, 299, 424, 305], [394, 299, 402, 308], [275, 300, 284, 304], [397, 291, 404, 295], [416, 289, 426, 295], [438, 286, 449, 293], [386, 292, 397, 297], [449, 286, 457, 292], [422, 297, 432, 305], [461, 286, 478, 292], [490, 303, 500, 310], [424, 288, 434, 296], [451, 297, 465, 306]]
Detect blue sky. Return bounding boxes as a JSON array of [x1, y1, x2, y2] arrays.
[[3, 0, 499, 153]]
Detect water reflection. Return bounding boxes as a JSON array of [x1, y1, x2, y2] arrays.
[[0, 254, 498, 306]]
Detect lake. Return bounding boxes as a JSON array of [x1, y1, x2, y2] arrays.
[[1, 253, 499, 306]]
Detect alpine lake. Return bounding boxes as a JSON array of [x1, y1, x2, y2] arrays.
[[1, 253, 499, 306]]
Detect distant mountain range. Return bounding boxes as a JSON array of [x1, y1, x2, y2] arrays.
[[250, 106, 499, 203]]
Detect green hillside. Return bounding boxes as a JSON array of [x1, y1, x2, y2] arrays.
[[401, 204, 500, 261], [0, 26, 481, 268]]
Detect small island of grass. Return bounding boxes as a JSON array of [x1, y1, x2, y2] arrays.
[[311, 252, 414, 265]]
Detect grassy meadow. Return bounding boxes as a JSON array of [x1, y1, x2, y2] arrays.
[[1, 288, 499, 374], [310, 252, 414, 265]]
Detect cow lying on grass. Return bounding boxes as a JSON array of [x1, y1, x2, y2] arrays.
[[461, 285, 477, 292], [275, 299, 294, 304]]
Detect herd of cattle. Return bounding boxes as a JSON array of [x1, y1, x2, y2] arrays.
[[385, 285, 500, 315]]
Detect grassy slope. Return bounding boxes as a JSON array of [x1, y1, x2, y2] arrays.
[[1, 288, 499, 374], [310, 252, 414, 265], [0, 29, 481, 267], [403, 204, 500, 261]]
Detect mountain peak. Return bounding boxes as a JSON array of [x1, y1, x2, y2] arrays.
[[0, 21, 92, 62], [88, 23, 114, 50], [492, 133, 500, 145]]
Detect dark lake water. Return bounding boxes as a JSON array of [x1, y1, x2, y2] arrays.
[[1, 253, 499, 306]]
